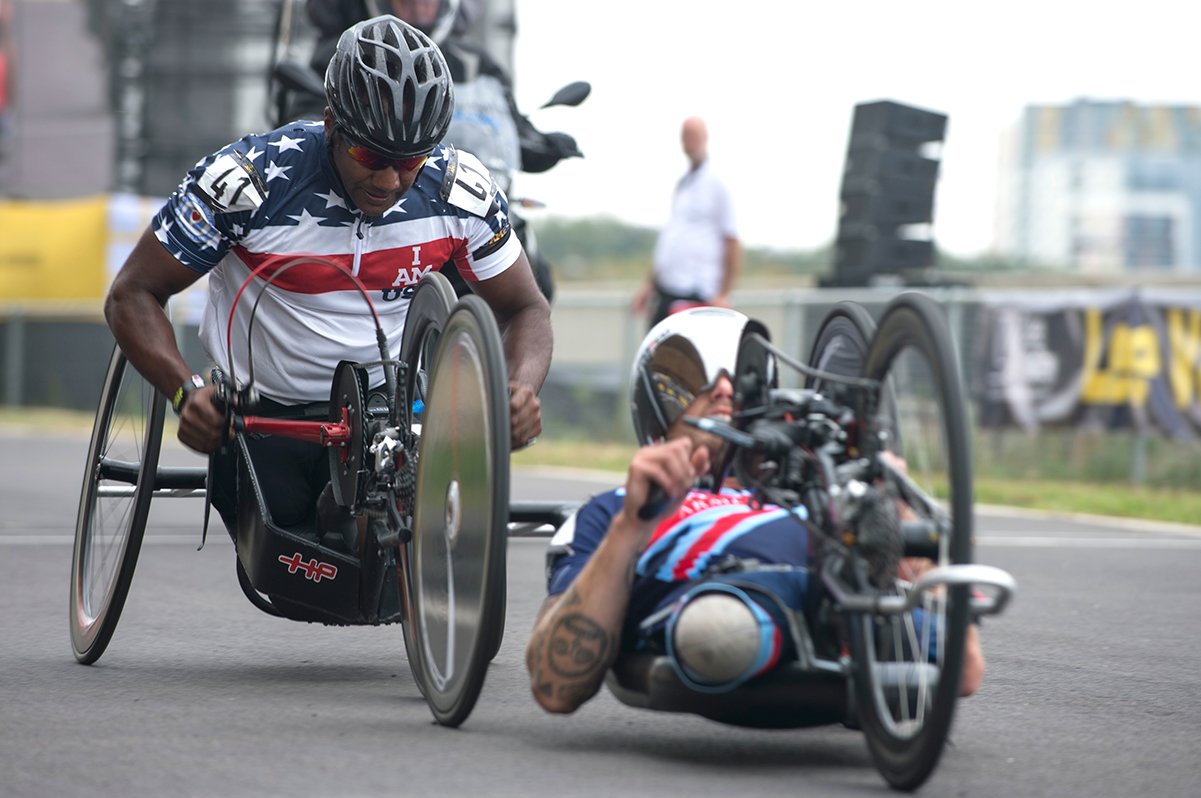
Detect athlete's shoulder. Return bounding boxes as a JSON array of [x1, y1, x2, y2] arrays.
[[434, 144, 502, 219], [548, 488, 622, 549], [188, 121, 325, 216]]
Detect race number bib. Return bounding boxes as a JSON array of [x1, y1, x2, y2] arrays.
[[440, 146, 499, 218], [192, 150, 268, 214]]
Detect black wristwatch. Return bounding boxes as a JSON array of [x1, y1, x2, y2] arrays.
[[171, 374, 206, 416]]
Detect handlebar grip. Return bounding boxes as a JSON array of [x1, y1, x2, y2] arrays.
[[637, 482, 672, 521]]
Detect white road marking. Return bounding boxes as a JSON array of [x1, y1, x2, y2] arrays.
[[0, 534, 225, 546], [979, 535, 1201, 549]]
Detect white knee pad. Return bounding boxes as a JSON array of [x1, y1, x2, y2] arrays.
[[666, 583, 781, 693]]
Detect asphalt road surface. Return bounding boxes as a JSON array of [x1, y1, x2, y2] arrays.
[[2, 428, 1199, 797]]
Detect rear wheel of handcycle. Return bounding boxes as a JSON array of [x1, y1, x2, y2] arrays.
[[70, 346, 165, 664], [850, 292, 973, 791], [401, 294, 510, 727]]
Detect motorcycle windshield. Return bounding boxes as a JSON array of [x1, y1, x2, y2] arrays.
[[446, 74, 521, 194]]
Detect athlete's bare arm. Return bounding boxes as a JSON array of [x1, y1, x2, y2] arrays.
[[105, 227, 227, 453], [525, 439, 708, 713], [470, 248, 552, 449]]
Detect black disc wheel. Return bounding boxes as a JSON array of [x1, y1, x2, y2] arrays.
[[327, 361, 367, 510], [851, 292, 973, 791], [70, 346, 165, 664], [807, 301, 877, 391], [401, 294, 510, 727]]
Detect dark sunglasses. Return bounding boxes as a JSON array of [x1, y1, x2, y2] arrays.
[[340, 131, 429, 172]]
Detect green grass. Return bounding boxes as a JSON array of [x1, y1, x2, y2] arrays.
[[0, 406, 99, 432], [521, 436, 1201, 528], [974, 477, 1201, 526], [512, 437, 635, 474]]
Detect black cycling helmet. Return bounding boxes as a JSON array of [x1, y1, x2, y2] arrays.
[[324, 14, 454, 159], [629, 307, 770, 445]]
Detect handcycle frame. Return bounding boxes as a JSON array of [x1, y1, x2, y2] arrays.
[[598, 293, 1016, 791], [70, 271, 565, 728]]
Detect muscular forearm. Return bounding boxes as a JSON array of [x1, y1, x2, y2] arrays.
[[501, 303, 553, 393], [104, 283, 193, 400], [525, 521, 645, 713]]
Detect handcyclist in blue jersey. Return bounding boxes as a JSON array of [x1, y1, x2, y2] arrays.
[[525, 307, 985, 713], [104, 15, 551, 536]]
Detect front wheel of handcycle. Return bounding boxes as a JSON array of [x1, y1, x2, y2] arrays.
[[70, 345, 165, 664], [806, 300, 877, 392], [400, 293, 510, 727], [851, 292, 974, 791]]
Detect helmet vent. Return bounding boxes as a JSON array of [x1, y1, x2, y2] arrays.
[[326, 15, 454, 158]]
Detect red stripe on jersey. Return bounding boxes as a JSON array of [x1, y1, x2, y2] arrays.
[[646, 491, 753, 549], [669, 508, 770, 581], [233, 237, 467, 293]]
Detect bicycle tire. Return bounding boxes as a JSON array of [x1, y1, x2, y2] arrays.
[[397, 273, 458, 697], [399, 271, 458, 420], [851, 292, 973, 791], [70, 346, 165, 664], [806, 300, 877, 390], [403, 294, 510, 727]]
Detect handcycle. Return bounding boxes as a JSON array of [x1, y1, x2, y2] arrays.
[[602, 293, 1016, 791], [69, 268, 567, 727]]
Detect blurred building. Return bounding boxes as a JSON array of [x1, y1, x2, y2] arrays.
[[995, 99, 1201, 274], [0, 0, 115, 198]]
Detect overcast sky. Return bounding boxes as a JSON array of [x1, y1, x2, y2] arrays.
[[507, 0, 1198, 256]]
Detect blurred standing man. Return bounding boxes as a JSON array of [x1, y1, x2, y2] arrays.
[[632, 117, 741, 329]]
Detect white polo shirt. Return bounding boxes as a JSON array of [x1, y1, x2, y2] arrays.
[[651, 159, 737, 299]]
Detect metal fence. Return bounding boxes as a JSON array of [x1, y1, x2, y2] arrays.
[[0, 286, 986, 435]]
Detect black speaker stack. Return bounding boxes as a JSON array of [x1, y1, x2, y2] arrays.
[[823, 100, 948, 287]]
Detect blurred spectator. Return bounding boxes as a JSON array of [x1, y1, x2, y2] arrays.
[[632, 117, 742, 329]]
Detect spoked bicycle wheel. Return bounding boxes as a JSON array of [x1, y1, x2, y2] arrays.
[[401, 294, 510, 727], [70, 345, 165, 664], [850, 292, 973, 791]]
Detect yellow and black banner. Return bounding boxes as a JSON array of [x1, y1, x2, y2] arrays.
[[974, 290, 1201, 440]]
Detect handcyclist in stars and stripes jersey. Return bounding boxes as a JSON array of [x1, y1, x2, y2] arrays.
[[525, 308, 986, 712], [104, 15, 550, 537]]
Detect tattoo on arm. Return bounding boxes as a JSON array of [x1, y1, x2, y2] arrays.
[[531, 586, 619, 707], [547, 612, 611, 705], [548, 612, 610, 679]]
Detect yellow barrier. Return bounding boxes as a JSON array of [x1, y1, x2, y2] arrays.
[[0, 195, 109, 299]]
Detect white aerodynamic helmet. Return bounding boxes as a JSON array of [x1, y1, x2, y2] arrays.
[[628, 307, 770, 444]]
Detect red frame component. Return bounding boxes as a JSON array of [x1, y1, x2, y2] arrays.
[[239, 406, 353, 454]]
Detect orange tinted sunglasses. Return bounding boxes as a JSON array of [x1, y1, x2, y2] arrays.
[[340, 131, 429, 172]]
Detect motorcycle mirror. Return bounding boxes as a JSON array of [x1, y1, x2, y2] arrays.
[[541, 81, 592, 109]]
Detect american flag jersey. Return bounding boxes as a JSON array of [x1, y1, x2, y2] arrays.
[[546, 487, 811, 632], [152, 119, 520, 404]]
